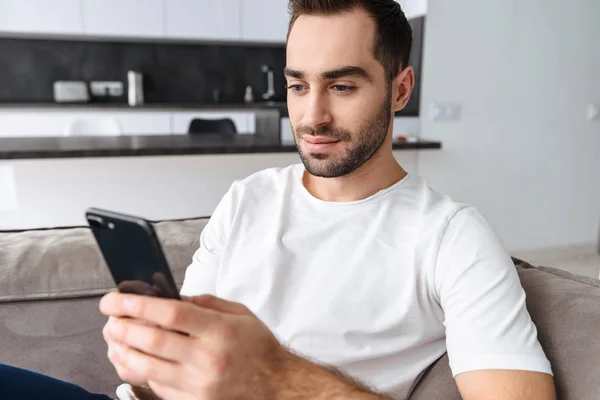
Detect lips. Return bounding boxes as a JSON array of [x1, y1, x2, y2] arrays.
[[301, 136, 341, 153], [303, 136, 340, 144]]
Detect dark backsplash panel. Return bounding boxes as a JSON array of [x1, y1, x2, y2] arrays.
[[0, 16, 423, 115], [0, 38, 287, 104]]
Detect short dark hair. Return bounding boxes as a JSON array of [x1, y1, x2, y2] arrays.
[[287, 0, 413, 83]]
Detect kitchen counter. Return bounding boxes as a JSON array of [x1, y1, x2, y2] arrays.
[[0, 102, 418, 117], [0, 101, 289, 112], [0, 134, 442, 160]]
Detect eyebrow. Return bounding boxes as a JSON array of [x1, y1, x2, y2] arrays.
[[284, 66, 373, 82]]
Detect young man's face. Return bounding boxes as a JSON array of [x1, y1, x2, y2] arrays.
[[285, 8, 394, 178]]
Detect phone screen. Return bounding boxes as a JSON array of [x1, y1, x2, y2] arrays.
[[86, 208, 181, 300]]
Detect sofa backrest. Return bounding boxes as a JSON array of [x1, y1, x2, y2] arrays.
[[0, 218, 209, 302], [409, 260, 600, 400], [0, 218, 209, 396], [2, 221, 599, 399]]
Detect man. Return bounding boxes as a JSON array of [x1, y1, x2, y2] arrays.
[[101, 1, 556, 399]]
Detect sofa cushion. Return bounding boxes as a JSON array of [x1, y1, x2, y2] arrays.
[[0, 295, 121, 396], [0, 218, 208, 302], [518, 261, 600, 399], [408, 260, 600, 400]]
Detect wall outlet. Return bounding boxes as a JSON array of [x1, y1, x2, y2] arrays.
[[90, 81, 124, 97], [429, 102, 462, 122], [587, 103, 599, 122]]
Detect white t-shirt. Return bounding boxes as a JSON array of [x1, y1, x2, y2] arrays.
[[180, 164, 552, 399]]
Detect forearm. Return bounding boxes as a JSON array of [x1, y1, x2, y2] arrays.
[[273, 347, 392, 399], [127, 349, 391, 400]]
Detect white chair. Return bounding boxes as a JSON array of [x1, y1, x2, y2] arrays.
[[63, 118, 123, 136]]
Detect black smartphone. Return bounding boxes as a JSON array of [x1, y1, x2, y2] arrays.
[[86, 207, 181, 300]]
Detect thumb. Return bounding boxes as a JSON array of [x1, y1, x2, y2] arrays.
[[183, 294, 251, 316]]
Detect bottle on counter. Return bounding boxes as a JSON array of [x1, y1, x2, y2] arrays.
[[244, 85, 254, 104], [127, 71, 144, 107]]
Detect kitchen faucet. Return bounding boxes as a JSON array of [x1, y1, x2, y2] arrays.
[[261, 64, 276, 101]]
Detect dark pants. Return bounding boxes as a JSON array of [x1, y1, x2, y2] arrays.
[[0, 364, 113, 400]]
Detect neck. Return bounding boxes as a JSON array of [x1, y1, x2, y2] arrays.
[[302, 135, 407, 202]]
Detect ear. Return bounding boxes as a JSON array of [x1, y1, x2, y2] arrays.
[[392, 66, 415, 113]]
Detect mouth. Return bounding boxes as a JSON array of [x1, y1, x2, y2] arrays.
[[302, 136, 341, 152]]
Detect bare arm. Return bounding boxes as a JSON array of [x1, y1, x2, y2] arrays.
[[456, 370, 556, 400], [129, 360, 556, 400], [129, 347, 390, 400], [272, 348, 392, 399], [280, 362, 557, 400]]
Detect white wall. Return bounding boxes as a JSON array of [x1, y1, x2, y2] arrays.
[[419, 0, 600, 251], [0, 150, 419, 230], [397, 0, 427, 20]]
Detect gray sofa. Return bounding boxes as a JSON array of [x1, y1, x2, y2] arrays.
[[1, 218, 599, 399]]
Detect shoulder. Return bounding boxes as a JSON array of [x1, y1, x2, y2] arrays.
[[432, 203, 513, 293], [398, 174, 474, 233], [399, 176, 506, 278], [221, 164, 301, 211]]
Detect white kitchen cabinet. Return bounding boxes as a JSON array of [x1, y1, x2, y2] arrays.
[[171, 112, 255, 134], [81, 0, 164, 38], [0, 0, 83, 35], [241, 0, 289, 42], [0, 109, 259, 137], [113, 112, 172, 135], [0, 110, 171, 137], [165, 0, 241, 41], [0, 112, 71, 137]]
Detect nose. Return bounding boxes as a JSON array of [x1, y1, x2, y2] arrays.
[[300, 91, 332, 130]]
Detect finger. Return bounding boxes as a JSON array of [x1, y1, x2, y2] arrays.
[[105, 317, 162, 387], [106, 318, 221, 374], [113, 361, 148, 387], [187, 294, 251, 316], [100, 292, 222, 335], [105, 316, 193, 363], [108, 345, 148, 387], [111, 342, 183, 389], [103, 317, 157, 346], [103, 316, 120, 342]]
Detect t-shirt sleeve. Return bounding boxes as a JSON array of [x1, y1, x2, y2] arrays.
[[434, 206, 553, 377], [179, 185, 236, 297]]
